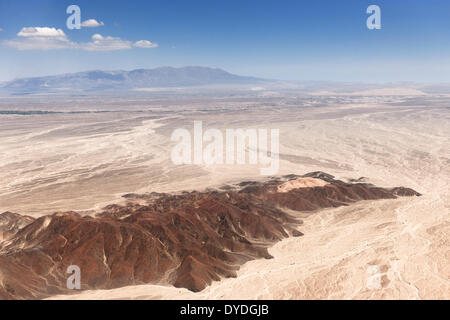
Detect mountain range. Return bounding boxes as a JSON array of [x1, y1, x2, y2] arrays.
[[0, 66, 266, 95]]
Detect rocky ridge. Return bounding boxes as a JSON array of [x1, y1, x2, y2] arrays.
[[0, 172, 421, 299]]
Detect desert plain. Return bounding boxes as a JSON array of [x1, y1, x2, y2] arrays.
[[0, 89, 448, 299]]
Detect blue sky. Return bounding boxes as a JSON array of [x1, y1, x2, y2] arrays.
[[0, 0, 449, 82]]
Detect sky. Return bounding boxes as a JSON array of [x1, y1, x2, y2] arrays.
[[0, 0, 449, 82]]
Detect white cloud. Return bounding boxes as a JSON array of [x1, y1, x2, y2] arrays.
[[17, 27, 66, 38], [81, 19, 104, 28], [4, 37, 74, 50], [92, 34, 104, 41], [3, 27, 158, 52], [134, 40, 158, 48], [81, 33, 132, 51], [4, 27, 75, 50], [0, 28, 3, 32]]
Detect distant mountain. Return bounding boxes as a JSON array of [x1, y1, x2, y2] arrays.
[[0, 67, 267, 94]]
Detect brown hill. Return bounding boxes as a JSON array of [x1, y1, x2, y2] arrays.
[[0, 172, 420, 299]]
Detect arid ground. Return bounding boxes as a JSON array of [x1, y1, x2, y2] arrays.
[[0, 91, 449, 299]]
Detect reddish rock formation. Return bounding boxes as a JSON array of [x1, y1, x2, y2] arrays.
[[0, 172, 420, 299], [0, 211, 34, 241]]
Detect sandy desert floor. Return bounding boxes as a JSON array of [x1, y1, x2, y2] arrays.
[[0, 93, 448, 299]]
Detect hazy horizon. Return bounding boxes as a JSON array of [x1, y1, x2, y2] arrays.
[[3, 65, 450, 86]]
